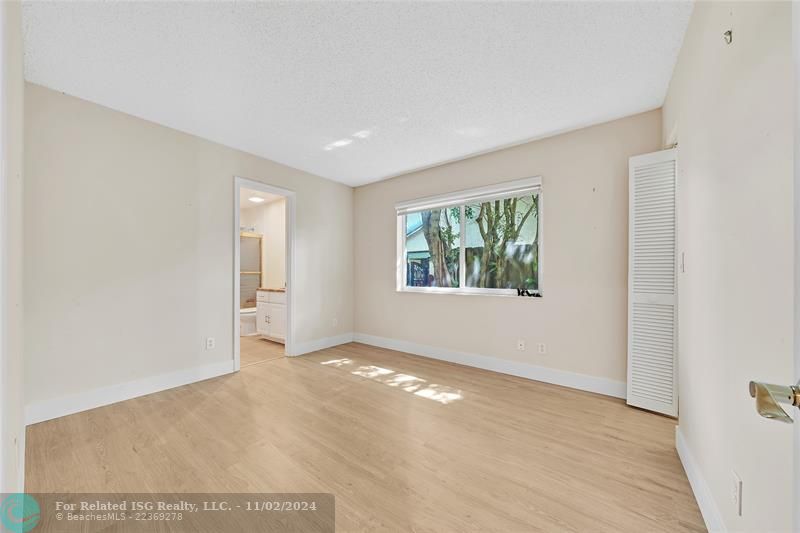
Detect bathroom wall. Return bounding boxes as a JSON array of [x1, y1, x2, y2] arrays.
[[241, 198, 286, 290]]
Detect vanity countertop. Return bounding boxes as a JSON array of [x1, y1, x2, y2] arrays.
[[257, 288, 286, 293]]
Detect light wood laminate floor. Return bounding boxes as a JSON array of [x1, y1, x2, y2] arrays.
[[240, 335, 284, 367], [26, 342, 704, 532]]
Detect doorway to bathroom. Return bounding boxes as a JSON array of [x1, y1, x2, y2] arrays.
[[233, 176, 295, 369]]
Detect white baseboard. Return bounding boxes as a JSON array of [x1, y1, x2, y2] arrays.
[[290, 333, 355, 356], [16, 426, 25, 491], [676, 426, 726, 532], [353, 333, 626, 399], [26, 331, 357, 425], [23, 332, 622, 424], [25, 359, 235, 425]]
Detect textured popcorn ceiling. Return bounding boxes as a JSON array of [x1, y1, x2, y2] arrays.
[[22, 1, 692, 187]]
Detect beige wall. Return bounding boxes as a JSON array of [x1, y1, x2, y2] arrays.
[[24, 83, 354, 407], [1, 0, 25, 493], [663, 2, 794, 530], [354, 110, 661, 385]]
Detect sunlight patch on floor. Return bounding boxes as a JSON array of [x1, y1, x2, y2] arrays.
[[320, 358, 353, 367], [351, 365, 394, 379], [413, 384, 462, 404], [382, 373, 426, 392], [319, 358, 463, 404]]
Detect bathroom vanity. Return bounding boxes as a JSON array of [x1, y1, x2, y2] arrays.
[[256, 288, 286, 344]]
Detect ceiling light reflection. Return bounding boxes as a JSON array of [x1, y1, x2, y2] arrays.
[[323, 138, 353, 151]]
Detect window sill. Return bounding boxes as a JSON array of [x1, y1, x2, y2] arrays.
[[397, 287, 541, 298]]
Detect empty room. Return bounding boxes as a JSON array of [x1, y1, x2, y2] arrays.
[[1, 1, 798, 532]]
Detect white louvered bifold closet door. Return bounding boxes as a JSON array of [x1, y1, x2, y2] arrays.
[[627, 148, 678, 416]]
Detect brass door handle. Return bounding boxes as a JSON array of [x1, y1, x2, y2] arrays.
[[748, 381, 800, 423]]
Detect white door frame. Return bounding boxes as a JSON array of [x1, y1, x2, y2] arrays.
[[233, 176, 296, 369], [794, 5, 800, 530], [0, 1, 7, 491]]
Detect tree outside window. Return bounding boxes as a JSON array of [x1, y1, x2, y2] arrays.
[[403, 190, 539, 293]]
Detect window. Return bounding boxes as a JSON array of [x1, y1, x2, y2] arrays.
[[396, 177, 542, 296]]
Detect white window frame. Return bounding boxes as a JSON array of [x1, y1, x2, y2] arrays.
[[396, 177, 543, 297]]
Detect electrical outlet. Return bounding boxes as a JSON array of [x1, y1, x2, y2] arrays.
[[537, 343, 547, 354], [732, 470, 742, 516], [517, 339, 525, 351], [205, 337, 216, 350]]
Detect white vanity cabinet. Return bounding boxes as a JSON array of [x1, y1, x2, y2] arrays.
[[256, 290, 286, 343]]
